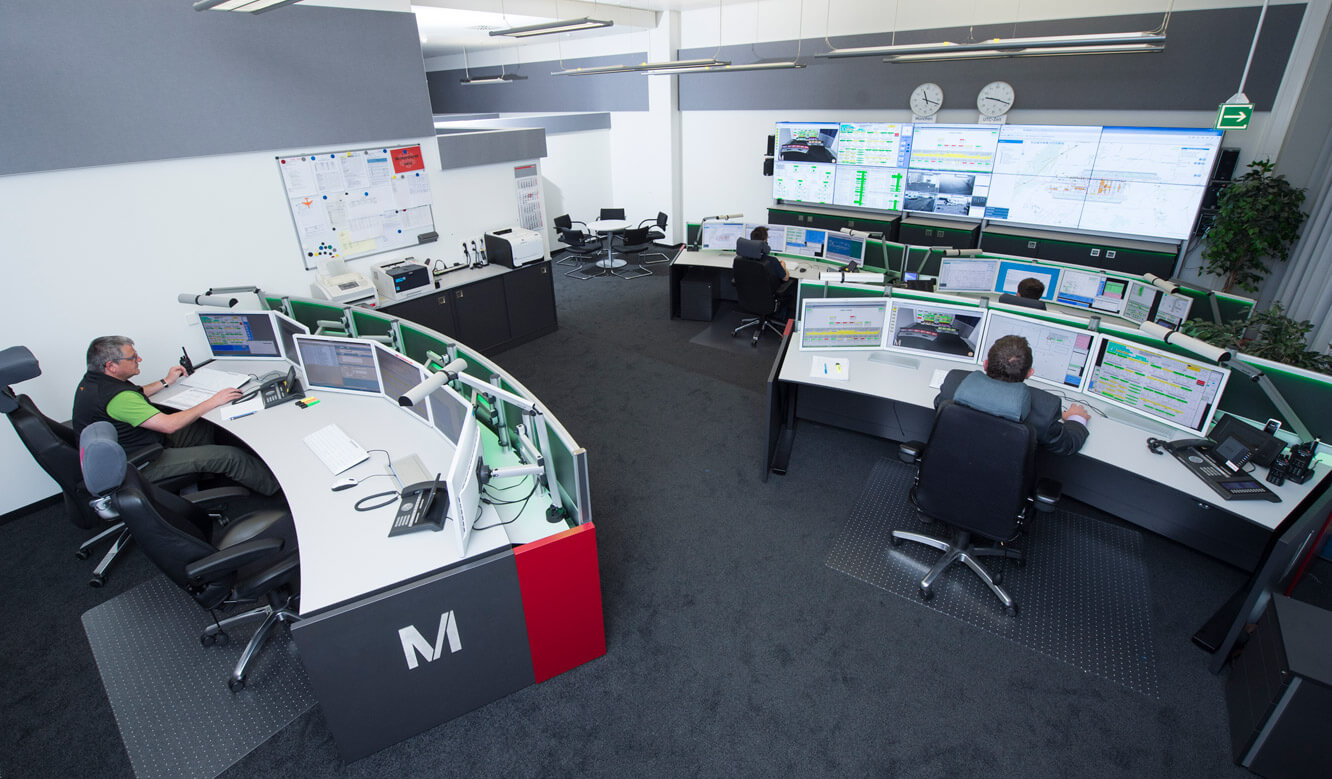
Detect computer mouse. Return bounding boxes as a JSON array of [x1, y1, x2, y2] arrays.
[[330, 476, 360, 492]]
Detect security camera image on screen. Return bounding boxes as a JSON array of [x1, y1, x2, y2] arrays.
[[295, 337, 382, 395], [199, 312, 282, 358], [778, 125, 839, 163], [886, 301, 984, 360], [903, 172, 976, 215], [374, 344, 429, 422]]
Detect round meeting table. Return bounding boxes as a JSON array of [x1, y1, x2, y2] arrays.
[[589, 218, 631, 269]]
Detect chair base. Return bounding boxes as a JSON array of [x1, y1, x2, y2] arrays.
[[732, 316, 784, 346], [76, 522, 132, 588], [890, 528, 1022, 615], [565, 262, 609, 280], [612, 263, 652, 279], [202, 594, 302, 692]]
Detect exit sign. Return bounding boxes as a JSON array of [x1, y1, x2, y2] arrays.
[[1216, 103, 1254, 130]]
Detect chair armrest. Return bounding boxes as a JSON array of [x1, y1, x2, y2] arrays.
[[233, 551, 301, 601], [899, 441, 925, 464], [1034, 478, 1062, 512], [126, 444, 164, 468], [182, 486, 252, 506], [184, 537, 284, 582]]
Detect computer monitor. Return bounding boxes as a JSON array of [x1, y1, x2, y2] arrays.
[[426, 384, 472, 444], [293, 335, 382, 395], [1154, 292, 1193, 329], [979, 311, 1098, 391], [1085, 335, 1231, 435], [783, 226, 827, 258], [1121, 280, 1162, 324], [446, 411, 484, 554], [272, 311, 310, 366], [799, 298, 890, 351], [1054, 269, 1129, 314], [373, 343, 429, 423], [936, 258, 999, 293], [884, 299, 986, 364], [198, 312, 284, 359], [700, 221, 747, 251], [823, 233, 867, 265], [993, 260, 1060, 302]]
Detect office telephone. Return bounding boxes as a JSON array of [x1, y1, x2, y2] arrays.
[[235, 367, 304, 408], [388, 477, 448, 536], [1149, 436, 1280, 502]]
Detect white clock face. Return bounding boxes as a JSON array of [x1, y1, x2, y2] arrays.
[[977, 80, 1015, 116], [910, 82, 943, 117]]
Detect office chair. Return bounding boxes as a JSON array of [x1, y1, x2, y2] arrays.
[[997, 293, 1047, 310], [598, 207, 626, 221], [638, 211, 670, 253], [80, 421, 300, 692], [558, 226, 608, 279], [0, 346, 194, 587], [553, 214, 594, 266], [731, 242, 789, 346], [610, 226, 662, 279], [890, 400, 1061, 615]]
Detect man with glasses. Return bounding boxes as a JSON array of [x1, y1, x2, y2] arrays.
[[72, 336, 279, 495]]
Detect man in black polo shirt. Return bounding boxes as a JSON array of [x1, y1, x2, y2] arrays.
[[73, 336, 279, 495]]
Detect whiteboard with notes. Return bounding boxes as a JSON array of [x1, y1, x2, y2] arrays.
[[277, 144, 437, 269]]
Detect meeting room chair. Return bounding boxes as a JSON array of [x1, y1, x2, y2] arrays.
[[598, 207, 626, 221], [558, 226, 607, 279], [79, 421, 301, 692], [730, 243, 788, 346], [610, 226, 664, 279], [553, 214, 594, 266], [638, 211, 670, 249], [0, 346, 196, 587], [890, 400, 1061, 616]]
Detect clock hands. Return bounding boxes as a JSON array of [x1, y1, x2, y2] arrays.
[[983, 96, 1012, 107]]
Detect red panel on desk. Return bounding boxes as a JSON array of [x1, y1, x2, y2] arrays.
[[513, 523, 606, 683]]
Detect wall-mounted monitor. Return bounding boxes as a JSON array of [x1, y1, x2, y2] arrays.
[[936, 258, 999, 293], [1054, 268, 1129, 314], [799, 298, 889, 350], [198, 311, 284, 360], [293, 335, 382, 395], [829, 122, 912, 211], [979, 311, 1097, 392], [823, 233, 867, 265], [984, 124, 1101, 229], [993, 259, 1060, 302], [373, 343, 430, 423], [904, 124, 1001, 219], [1085, 335, 1230, 435], [884, 299, 986, 364], [772, 122, 840, 204]]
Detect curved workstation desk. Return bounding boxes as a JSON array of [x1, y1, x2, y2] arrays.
[[171, 293, 600, 762]]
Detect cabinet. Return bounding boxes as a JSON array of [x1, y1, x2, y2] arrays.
[[503, 262, 558, 342]]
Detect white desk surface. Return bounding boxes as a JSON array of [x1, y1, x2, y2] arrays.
[[778, 344, 1325, 532], [166, 359, 563, 615], [673, 248, 832, 281], [590, 218, 631, 233]]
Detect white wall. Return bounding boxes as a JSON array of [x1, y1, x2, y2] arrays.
[[541, 129, 617, 243]]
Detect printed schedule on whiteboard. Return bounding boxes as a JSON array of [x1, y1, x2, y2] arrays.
[[278, 145, 437, 269]]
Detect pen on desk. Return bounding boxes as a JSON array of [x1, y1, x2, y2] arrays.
[[231, 411, 257, 420]]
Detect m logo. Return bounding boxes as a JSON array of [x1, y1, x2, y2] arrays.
[[398, 611, 462, 670]]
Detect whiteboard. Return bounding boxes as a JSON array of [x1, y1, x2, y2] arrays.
[[277, 144, 438, 269]]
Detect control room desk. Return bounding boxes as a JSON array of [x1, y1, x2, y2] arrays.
[[170, 359, 603, 761], [668, 249, 833, 321], [767, 345, 1331, 573]]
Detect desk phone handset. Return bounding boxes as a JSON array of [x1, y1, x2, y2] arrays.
[[1149, 435, 1278, 502], [235, 367, 304, 409], [388, 477, 448, 537]]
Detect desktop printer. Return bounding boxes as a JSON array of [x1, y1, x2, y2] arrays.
[[371, 258, 434, 303], [312, 259, 377, 307], [484, 227, 545, 269]]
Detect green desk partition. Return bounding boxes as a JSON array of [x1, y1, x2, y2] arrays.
[[289, 300, 348, 335], [350, 309, 394, 341]]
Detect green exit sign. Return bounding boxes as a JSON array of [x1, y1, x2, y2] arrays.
[[1216, 103, 1254, 130]]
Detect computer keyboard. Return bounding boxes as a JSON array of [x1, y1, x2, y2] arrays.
[[303, 423, 370, 474]]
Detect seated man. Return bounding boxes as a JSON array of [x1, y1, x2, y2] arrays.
[[998, 276, 1048, 310], [740, 226, 796, 321], [935, 335, 1090, 456], [73, 336, 280, 495]]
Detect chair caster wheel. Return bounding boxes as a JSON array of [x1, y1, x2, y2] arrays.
[[75, 549, 91, 560], [228, 677, 246, 693], [202, 631, 229, 647], [89, 574, 105, 588], [993, 572, 1004, 585], [1005, 605, 1018, 617], [918, 586, 933, 601]]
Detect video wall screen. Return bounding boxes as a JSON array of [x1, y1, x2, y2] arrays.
[[772, 121, 1222, 242]]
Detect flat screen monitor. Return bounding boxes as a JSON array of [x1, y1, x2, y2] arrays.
[[1154, 292, 1193, 329], [904, 124, 1001, 218], [884, 299, 986, 364], [700, 221, 747, 251], [984, 124, 1102, 229], [936, 258, 999, 293], [373, 343, 429, 423], [823, 233, 867, 265], [1054, 269, 1129, 314], [773, 122, 840, 204], [979, 311, 1098, 391], [1085, 335, 1230, 435], [1121, 280, 1161, 324], [1080, 126, 1223, 240], [198, 312, 283, 359], [799, 298, 889, 350], [993, 260, 1060, 302], [272, 311, 310, 366], [446, 411, 484, 554], [783, 226, 827, 258], [427, 384, 472, 444], [293, 335, 382, 395]]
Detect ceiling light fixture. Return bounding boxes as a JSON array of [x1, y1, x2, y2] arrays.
[[193, 0, 303, 13], [820, 30, 1166, 59], [490, 17, 613, 38], [883, 41, 1165, 63], [552, 58, 730, 76], [660, 61, 807, 74], [459, 73, 528, 84]]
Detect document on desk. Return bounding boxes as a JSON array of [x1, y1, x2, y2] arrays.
[[156, 387, 214, 410], [810, 355, 850, 381], [929, 369, 949, 389], [180, 367, 251, 393]]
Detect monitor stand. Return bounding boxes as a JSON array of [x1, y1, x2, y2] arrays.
[[868, 352, 921, 370]]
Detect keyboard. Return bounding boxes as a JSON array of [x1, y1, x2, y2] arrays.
[[303, 424, 370, 474]]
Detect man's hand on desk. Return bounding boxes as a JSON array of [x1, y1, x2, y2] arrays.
[[1063, 403, 1091, 427], [166, 364, 188, 384]]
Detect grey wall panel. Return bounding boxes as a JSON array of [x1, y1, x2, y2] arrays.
[[436, 128, 548, 170], [1, 0, 435, 176], [427, 54, 648, 113], [679, 6, 1303, 112]]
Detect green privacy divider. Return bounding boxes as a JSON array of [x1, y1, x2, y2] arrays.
[[350, 308, 393, 340], [263, 295, 285, 312], [289, 299, 347, 334]]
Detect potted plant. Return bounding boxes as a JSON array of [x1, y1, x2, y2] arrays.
[[1183, 303, 1332, 374], [1200, 159, 1307, 293]]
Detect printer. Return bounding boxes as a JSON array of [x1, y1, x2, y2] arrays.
[[484, 227, 545, 268], [312, 258, 377, 307], [371, 258, 434, 303]]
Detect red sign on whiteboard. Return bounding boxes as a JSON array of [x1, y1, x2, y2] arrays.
[[391, 145, 424, 173]]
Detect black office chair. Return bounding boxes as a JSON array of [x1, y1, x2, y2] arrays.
[[558, 226, 608, 279], [731, 244, 788, 346], [79, 421, 300, 691], [638, 211, 670, 249], [610, 226, 661, 279], [0, 346, 194, 587], [598, 207, 625, 221], [890, 400, 1061, 615], [997, 293, 1047, 310], [553, 214, 594, 267]]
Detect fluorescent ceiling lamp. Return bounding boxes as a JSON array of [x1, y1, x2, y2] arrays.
[[884, 42, 1164, 63], [194, 0, 303, 13], [459, 73, 528, 84], [552, 58, 729, 76], [819, 30, 1165, 59], [658, 61, 807, 74], [490, 17, 613, 38]]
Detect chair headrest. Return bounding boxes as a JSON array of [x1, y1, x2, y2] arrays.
[[80, 421, 127, 497], [0, 347, 40, 413], [736, 238, 767, 259], [952, 372, 1031, 423]]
